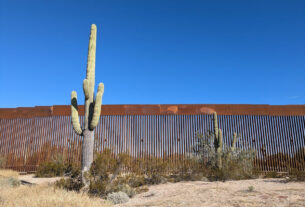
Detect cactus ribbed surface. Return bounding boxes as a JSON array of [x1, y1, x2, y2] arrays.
[[70, 24, 104, 184]]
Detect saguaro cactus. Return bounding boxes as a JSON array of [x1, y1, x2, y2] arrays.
[[70, 24, 104, 183], [213, 112, 223, 169], [213, 112, 239, 169]]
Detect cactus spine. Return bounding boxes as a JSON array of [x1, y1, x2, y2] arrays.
[[70, 24, 104, 184]]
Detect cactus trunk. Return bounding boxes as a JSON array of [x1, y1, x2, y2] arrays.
[[217, 129, 223, 169], [82, 129, 94, 172]]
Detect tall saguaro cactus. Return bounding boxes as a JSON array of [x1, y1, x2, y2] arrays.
[[70, 24, 104, 183], [213, 112, 223, 169]]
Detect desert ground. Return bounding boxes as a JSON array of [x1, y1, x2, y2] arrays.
[[9, 173, 304, 207], [117, 179, 305, 207]]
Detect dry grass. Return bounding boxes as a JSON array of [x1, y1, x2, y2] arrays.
[[0, 169, 19, 178], [0, 184, 113, 207]]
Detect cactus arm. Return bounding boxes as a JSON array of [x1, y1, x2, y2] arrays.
[[90, 83, 104, 130], [217, 128, 223, 169], [213, 112, 219, 150], [71, 91, 83, 135], [231, 132, 238, 152], [83, 79, 90, 99], [213, 112, 219, 140], [86, 24, 96, 97], [84, 24, 97, 129]]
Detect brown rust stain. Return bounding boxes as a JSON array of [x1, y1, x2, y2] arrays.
[[167, 106, 178, 114], [200, 107, 215, 114]]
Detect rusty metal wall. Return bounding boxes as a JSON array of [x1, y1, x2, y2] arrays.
[[0, 105, 304, 172]]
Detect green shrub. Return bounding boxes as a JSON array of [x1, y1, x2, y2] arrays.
[[88, 149, 132, 197], [89, 179, 108, 196], [55, 175, 83, 192], [36, 161, 65, 177], [36, 154, 79, 178]]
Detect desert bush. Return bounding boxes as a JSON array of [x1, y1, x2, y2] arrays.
[[87, 149, 132, 197], [88, 149, 117, 196], [55, 175, 83, 192], [55, 149, 128, 196], [54, 161, 83, 191], [192, 130, 257, 181], [36, 154, 79, 178], [106, 191, 129, 205], [36, 161, 65, 177], [89, 178, 108, 196]]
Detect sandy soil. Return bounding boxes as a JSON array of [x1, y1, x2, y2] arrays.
[[17, 174, 305, 207], [118, 179, 305, 207]]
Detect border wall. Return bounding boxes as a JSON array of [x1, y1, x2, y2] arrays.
[[0, 104, 304, 173]]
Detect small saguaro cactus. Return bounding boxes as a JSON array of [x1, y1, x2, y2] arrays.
[[213, 112, 223, 169], [70, 24, 104, 184], [213, 112, 239, 169]]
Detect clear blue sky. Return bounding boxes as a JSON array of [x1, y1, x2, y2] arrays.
[[0, 0, 304, 108]]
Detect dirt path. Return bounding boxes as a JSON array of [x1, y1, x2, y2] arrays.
[[18, 174, 63, 185], [118, 179, 305, 207]]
